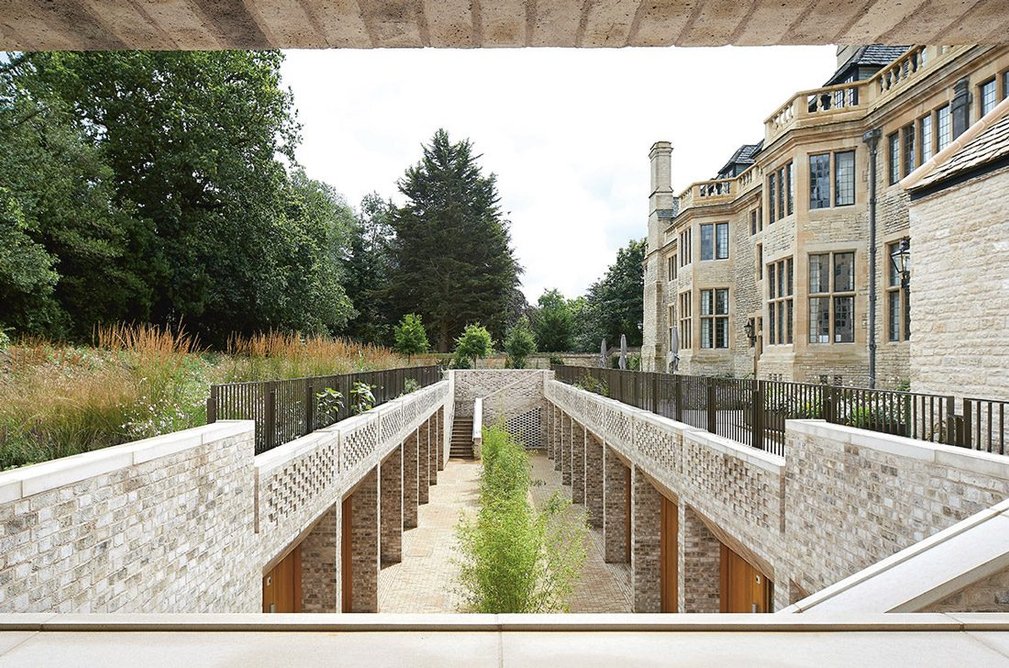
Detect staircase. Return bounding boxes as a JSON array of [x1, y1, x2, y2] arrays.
[[450, 415, 475, 459]]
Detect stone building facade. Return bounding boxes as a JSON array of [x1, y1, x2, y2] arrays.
[[643, 44, 1009, 388], [903, 101, 1009, 401]]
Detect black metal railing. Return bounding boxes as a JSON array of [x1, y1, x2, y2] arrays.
[[207, 366, 441, 454], [551, 366, 1006, 457]]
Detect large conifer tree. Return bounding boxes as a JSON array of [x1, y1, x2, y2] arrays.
[[390, 130, 521, 351]]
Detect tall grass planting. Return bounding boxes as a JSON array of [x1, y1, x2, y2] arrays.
[[456, 426, 587, 613], [0, 324, 411, 470], [220, 331, 408, 381]]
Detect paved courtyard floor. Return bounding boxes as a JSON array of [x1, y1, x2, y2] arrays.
[[378, 452, 632, 614], [378, 458, 481, 613], [528, 453, 633, 613]]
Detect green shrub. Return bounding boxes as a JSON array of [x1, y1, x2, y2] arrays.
[[393, 313, 429, 362], [401, 378, 420, 395], [574, 372, 608, 397], [504, 317, 536, 369], [350, 381, 376, 414], [456, 426, 587, 612], [453, 323, 493, 368], [316, 387, 344, 424]]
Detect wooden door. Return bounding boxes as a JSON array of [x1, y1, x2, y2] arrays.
[[659, 496, 679, 612], [341, 495, 353, 612], [720, 544, 771, 613], [623, 465, 632, 563], [262, 544, 301, 613]]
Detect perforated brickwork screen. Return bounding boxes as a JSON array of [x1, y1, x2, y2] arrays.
[[506, 406, 542, 449]]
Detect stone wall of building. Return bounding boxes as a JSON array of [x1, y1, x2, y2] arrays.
[[300, 503, 340, 613], [256, 381, 448, 565], [643, 46, 1009, 389], [0, 422, 258, 613], [908, 164, 1009, 401], [546, 378, 1009, 613]]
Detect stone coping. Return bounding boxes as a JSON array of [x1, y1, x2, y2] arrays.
[[789, 419, 1009, 478], [0, 420, 253, 504], [548, 379, 785, 473], [1, 612, 1008, 632], [785, 497, 1009, 614]]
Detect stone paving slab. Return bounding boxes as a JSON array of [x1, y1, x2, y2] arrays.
[[378, 453, 632, 614], [528, 453, 634, 614], [378, 459, 482, 613]]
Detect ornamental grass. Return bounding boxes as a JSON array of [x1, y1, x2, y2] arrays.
[[0, 324, 408, 470]]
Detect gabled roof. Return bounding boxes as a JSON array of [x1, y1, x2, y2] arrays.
[[904, 99, 1009, 196], [717, 141, 763, 176], [824, 44, 909, 85]]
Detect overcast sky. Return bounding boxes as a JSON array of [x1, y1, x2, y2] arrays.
[[280, 46, 837, 304]]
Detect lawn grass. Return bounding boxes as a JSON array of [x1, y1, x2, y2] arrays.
[[0, 324, 410, 470]]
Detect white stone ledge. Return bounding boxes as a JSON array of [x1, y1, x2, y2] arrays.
[[0, 612, 1005, 632], [790, 419, 1009, 478], [0, 420, 254, 502]]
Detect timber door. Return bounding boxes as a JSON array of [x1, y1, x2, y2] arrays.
[[624, 465, 632, 563], [262, 545, 301, 613], [659, 495, 679, 612], [341, 495, 353, 612], [720, 544, 772, 613]]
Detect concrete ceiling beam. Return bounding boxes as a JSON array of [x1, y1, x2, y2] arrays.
[[1, 0, 1006, 51]]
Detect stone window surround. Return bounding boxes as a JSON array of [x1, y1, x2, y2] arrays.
[[679, 290, 692, 350], [699, 288, 729, 350], [808, 251, 856, 345], [699, 222, 729, 261], [767, 257, 794, 346]]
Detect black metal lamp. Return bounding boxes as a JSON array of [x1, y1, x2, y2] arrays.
[[890, 238, 911, 288], [744, 318, 756, 347]]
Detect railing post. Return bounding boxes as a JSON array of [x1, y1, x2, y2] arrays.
[[652, 372, 660, 414], [823, 385, 835, 424], [706, 378, 717, 434], [963, 399, 973, 449], [752, 381, 764, 451], [304, 383, 315, 435], [944, 395, 957, 447], [265, 384, 277, 452], [206, 385, 218, 424], [675, 375, 683, 423]]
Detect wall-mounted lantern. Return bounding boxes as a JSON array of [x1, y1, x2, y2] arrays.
[[890, 238, 911, 288]]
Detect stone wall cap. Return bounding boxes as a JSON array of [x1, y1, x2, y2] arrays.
[[789, 419, 1009, 478], [0, 421, 255, 500]]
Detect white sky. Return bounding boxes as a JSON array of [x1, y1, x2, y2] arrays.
[[280, 46, 837, 304]]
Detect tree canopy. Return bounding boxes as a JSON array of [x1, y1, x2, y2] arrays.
[[532, 289, 574, 352], [0, 51, 353, 343], [580, 239, 646, 348], [390, 130, 521, 351]]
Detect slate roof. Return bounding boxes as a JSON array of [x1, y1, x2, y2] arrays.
[[717, 141, 763, 176], [910, 112, 1009, 192], [824, 45, 909, 85]]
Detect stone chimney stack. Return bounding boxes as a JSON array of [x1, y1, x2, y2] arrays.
[[649, 141, 674, 216]]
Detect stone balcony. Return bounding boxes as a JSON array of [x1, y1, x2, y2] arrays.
[[764, 45, 970, 146]]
